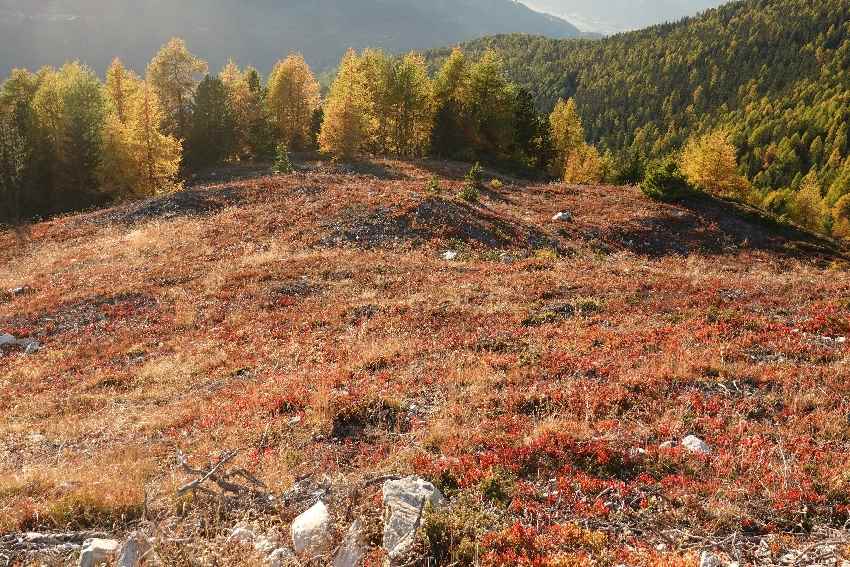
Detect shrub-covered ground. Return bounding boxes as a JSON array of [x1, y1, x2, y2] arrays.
[[1, 159, 849, 566]]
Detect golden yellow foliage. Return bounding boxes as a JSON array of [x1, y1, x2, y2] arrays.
[[319, 50, 369, 160], [145, 38, 208, 139], [680, 129, 748, 198], [105, 58, 140, 124], [790, 172, 826, 231], [126, 84, 182, 195], [564, 143, 604, 184], [832, 193, 850, 239], [266, 54, 320, 150], [549, 98, 584, 179]]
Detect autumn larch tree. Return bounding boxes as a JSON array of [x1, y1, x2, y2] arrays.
[[319, 50, 368, 160], [105, 58, 141, 124], [266, 54, 320, 151], [359, 50, 433, 157], [126, 84, 182, 196], [0, 115, 26, 222], [549, 98, 585, 179], [680, 129, 748, 198], [146, 38, 208, 140]]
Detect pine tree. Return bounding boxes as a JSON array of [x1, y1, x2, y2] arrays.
[[105, 58, 140, 124], [187, 75, 235, 167], [266, 54, 320, 150], [319, 50, 368, 160], [465, 51, 516, 161], [146, 38, 208, 140], [243, 66, 275, 159], [680, 129, 748, 198], [32, 63, 108, 211], [273, 143, 293, 174], [431, 48, 472, 159], [220, 60, 254, 159], [0, 69, 41, 217]]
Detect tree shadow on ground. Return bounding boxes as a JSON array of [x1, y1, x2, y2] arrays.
[[602, 193, 846, 264]]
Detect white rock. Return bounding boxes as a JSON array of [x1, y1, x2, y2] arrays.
[[291, 500, 332, 559], [267, 547, 297, 567], [682, 435, 712, 454], [79, 538, 120, 567], [333, 520, 367, 567], [117, 532, 153, 567], [0, 333, 15, 347], [442, 250, 458, 261], [659, 440, 675, 450], [700, 551, 724, 567], [382, 476, 445, 560], [254, 534, 279, 555], [16, 338, 40, 354], [552, 211, 573, 222], [228, 526, 256, 544]]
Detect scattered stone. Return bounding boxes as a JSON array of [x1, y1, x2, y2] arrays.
[[267, 547, 297, 567], [682, 435, 712, 454], [117, 532, 153, 567], [700, 551, 724, 567], [78, 538, 120, 567], [17, 338, 41, 354], [659, 440, 675, 450], [291, 500, 333, 559], [442, 250, 458, 261], [227, 526, 256, 545], [8, 286, 30, 296], [0, 334, 41, 354], [628, 447, 647, 459], [254, 534, 279, 556], [552, 211, 573, 222], [382, 476, 446, 561], [333, 520, 368, 567]]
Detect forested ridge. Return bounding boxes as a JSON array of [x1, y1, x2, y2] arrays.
[[3, 0, 850, 241], [0, 0, 583, 75], [428, 0, 850, 231]]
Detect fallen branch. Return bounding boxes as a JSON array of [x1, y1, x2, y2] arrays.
[[175, 449, 274, 509]]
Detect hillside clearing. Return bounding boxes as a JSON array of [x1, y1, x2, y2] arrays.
[[1, 159, 849, 566]]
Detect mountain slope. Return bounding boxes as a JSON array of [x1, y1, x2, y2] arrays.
[[0, 0, 582, 75], [521, 0, 725, 34], [1, 158, 848, 564], [428, 0, 850, 207]]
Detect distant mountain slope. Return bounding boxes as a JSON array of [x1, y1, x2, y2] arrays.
[[0, 0, 582, 75], [521, 0, 725, 34], [427, 0, 850, 205]]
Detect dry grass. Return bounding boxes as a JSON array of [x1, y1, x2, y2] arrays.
[[1, 158, 849, 564]]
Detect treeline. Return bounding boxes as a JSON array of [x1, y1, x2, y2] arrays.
[[428, 0, 850, 237], [1, 38, 589, 223]]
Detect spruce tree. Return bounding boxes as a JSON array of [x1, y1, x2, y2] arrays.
[[187, 75, 235, 167]]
